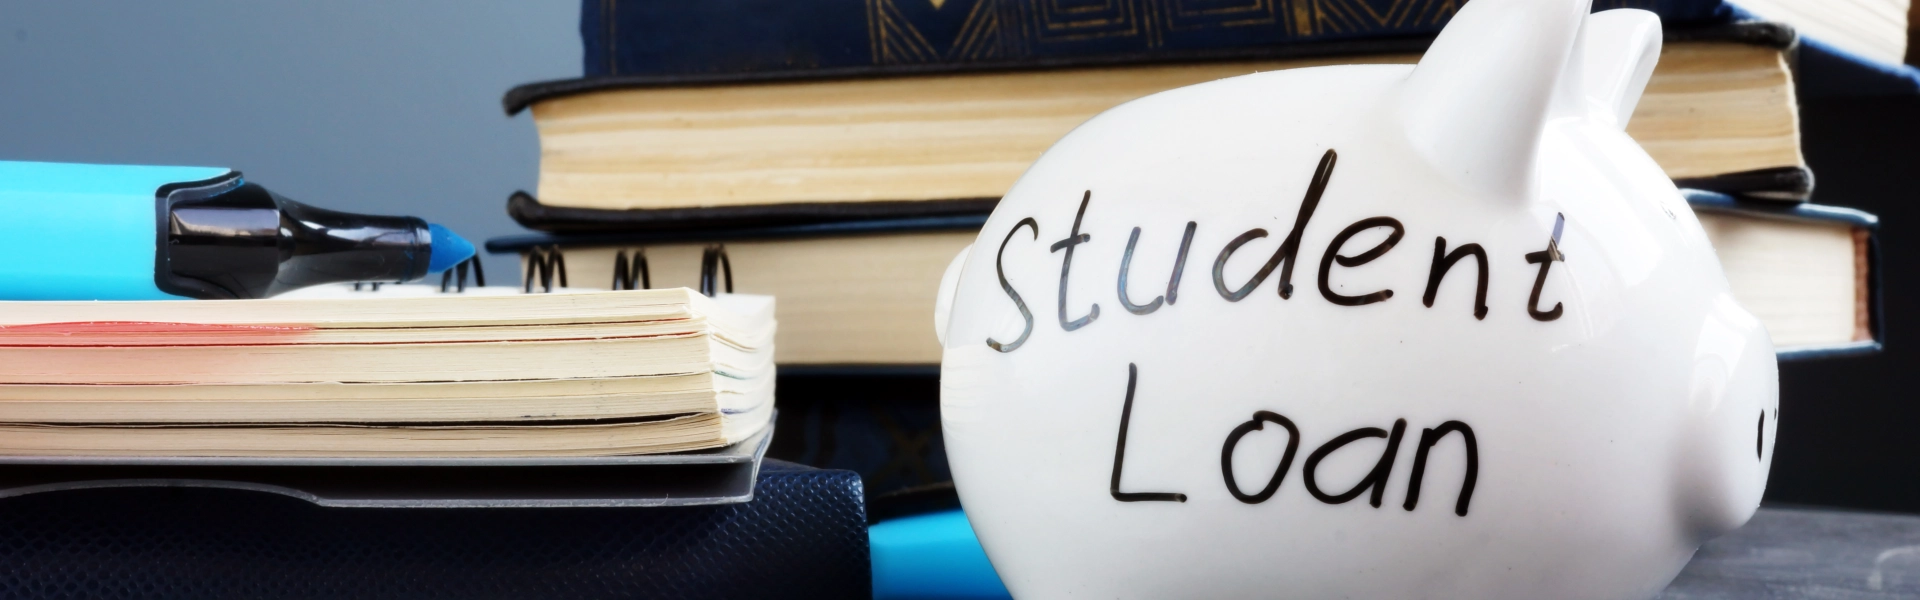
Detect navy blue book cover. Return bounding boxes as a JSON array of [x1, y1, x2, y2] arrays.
[[580, 0, 1730, 78], [0, 460, 870, 599]]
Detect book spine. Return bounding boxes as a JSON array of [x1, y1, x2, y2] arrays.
[[581, 0, 1730, 78]]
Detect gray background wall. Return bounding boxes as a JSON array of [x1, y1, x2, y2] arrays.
[[0, 1, 580, 255]]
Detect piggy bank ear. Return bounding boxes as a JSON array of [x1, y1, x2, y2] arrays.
[[1555, 9, 1663, 130], [1401, 0, 1590, 200]]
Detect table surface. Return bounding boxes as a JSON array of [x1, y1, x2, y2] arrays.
[[1659, 507, 1920, 599]]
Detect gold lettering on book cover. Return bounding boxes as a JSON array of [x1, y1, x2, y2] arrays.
[[1032, 0, 1148, 43], [1163, 0, 1278, 32], [868, 0, 1022, 63], [1298, 0, 1456, 36]]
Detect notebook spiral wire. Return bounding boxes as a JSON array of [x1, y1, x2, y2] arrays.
[[700, 245, 733, 297], [512, 244, 728, 295], [524, 246, 568, 293], [440, 256, 486, 293], [612, 249, 650, 290]]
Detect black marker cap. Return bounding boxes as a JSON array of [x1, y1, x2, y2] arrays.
[[158, 180, 435, 299]]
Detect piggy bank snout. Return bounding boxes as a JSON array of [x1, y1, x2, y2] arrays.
[[1675, 295, 1778, 541]]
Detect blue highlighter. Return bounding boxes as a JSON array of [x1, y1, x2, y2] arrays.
[[0, 161, 475, 300]]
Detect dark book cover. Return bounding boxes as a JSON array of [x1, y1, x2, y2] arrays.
[[509, 1, 1920, 114], [511, 1, 1772, 114], [507, 190, 998, 234], [578, 0, 1730, 79], [0, 460, 869, 599]]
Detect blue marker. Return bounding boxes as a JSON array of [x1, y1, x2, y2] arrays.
[[0, 161, 476, 300]]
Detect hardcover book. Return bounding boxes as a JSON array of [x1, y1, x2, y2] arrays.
[[508, 27, 1810, 231], [505, 0, 1920, 230], [487, 194, 1881, 365]]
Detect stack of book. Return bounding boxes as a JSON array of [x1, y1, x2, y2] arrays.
[[489, 0, 1896, 366], [0, 288, 775, 456]]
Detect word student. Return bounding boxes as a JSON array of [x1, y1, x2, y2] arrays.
[[986, 149, 1570, 354]]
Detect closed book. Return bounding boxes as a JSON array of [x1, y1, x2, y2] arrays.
[[510, 1, 1915, 230], [1682, 190, 1882, 360], [0, 460, 869, 599], [508, 24, 1810, 231], [486, 193, 1881, 366]]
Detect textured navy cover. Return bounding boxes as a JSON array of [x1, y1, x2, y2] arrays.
[[580, 0, 1731, 78], [0, 460, 869, 599], [1799, 36, 1920, 98], [765, 374, 960, 522]]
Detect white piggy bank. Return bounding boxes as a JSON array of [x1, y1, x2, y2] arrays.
[[932, 0, 1779, 598]]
